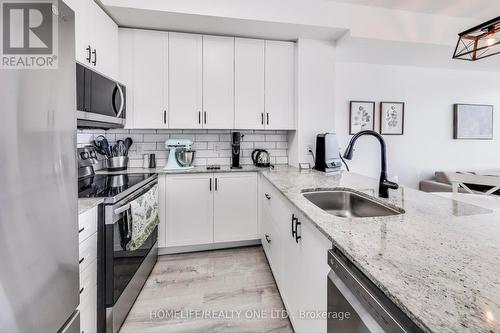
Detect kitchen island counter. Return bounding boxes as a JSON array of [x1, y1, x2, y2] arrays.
[[260, 166, 499, 333]]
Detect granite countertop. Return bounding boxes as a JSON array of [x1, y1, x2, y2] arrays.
[[78, 197, 104, 215], [96, 165, 264, 175], [260, 166, 500, 333]]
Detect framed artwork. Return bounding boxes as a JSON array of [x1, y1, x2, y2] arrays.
[[349, 101, 375, 134], [453, 104, 493, 140], [380, 102, 405, 135]]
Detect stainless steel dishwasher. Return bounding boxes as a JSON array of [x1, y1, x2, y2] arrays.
[[327, 248, 423, 333]]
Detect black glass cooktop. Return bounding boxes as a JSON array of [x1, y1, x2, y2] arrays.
[[78, 173, 155, 198]]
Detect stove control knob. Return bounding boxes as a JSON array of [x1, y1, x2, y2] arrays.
[[80, 152, 89, 160]]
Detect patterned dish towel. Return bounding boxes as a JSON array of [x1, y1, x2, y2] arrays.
[[125, 184, 160, 251]]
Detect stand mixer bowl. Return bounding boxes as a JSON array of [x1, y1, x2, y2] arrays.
[[175, 149, 196, 167]]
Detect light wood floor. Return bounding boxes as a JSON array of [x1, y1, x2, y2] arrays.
[[120, 246, 294, 333]]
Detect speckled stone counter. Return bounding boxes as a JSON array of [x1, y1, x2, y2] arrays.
[[96, 165, 264, 175], [78, 198, 104, 215], [260, 166, 499, 333]]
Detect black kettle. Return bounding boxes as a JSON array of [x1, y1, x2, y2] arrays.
[[251, 149, 271, 167]]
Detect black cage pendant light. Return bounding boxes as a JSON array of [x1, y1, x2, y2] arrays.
[[453, 16, 500, 61]]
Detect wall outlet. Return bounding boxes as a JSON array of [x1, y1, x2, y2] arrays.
[[213, 143, 220, 152], [307, 144, 313, 153]]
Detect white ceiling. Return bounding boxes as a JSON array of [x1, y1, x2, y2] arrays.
[[106, 6, 346, 41], [329, 0, 500, 20]]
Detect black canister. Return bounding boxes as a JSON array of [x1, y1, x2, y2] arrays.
[[149, 153, 156, 168]]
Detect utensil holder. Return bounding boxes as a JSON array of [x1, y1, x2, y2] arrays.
[[107, 156, 129, 171]]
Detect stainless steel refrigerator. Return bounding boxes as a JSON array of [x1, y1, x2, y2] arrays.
[[0, 1, 80, 332]]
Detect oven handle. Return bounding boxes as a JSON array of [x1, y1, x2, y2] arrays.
[[114, 203, 131, 215]]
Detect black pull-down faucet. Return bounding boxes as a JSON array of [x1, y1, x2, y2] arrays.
[[343, 130, 399, 198]]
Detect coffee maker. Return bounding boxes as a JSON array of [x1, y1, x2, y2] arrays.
[[314, 133, 342, 172], [231, 132, 243, 169]]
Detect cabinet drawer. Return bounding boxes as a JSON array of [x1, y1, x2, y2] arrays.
[[79, 232, 97, 273], [79, 257, 97, 291], [78, 207, 97, 243], [79, 284, 97, 333], [261, 178, 290, 227]]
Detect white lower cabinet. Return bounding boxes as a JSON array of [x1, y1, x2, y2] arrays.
[[78, 206, 98, 333], [214, 172, 258, 242], [165, 173, 214, 247], [261, 176, 331, 333], [160, 172, 259, 249]]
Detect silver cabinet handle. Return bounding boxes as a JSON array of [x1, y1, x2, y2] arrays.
[[265, 234, 271, 243]]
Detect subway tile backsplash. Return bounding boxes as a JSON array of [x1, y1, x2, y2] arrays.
[[77, 129, 289, 168]]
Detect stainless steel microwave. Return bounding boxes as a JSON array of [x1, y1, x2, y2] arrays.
[[76, 63, 126, 129]]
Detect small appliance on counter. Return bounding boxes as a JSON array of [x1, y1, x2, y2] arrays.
[[231, 132, 243, 169], [164, 139, 196, 170], [252, 149, 271, 167], [314, 133, 342, 173]]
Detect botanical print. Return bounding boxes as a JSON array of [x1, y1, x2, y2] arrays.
[[119, 184, 160, 251], [380, 102, 404, 135], [454, 104, 493, 140], [350, 101, 375, 134]]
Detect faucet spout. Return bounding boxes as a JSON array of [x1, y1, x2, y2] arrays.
[[342, 130, 398, 198]]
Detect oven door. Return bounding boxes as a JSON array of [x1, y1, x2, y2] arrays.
[[104, 180, 158, 307]]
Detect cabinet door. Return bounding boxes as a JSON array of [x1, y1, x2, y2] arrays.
[[265, 41, 295, 129], [64, 0, 90, 65], [169, 33, 203, 129], [89, 0, 118, 78], [202, 35, 234, 129], [165, 174, 213, 247], [214, 173, 258, 242], [261, 203, 284, 289], [234, 38, 265, 129], [132, 30, 168, 128]]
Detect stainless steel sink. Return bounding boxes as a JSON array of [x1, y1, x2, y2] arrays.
[[302, 189, 404, 218]]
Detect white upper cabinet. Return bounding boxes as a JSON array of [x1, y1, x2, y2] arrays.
[[169, 33, 203, 129], [118, 29, 296, 130], [202, 36, 235, 129], [65, 0, 118, 79], [234, 38, 265, 129], [132, 30, 168, 128], [265, 40, 295, 130]]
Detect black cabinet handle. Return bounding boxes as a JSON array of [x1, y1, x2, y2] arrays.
[[295, 219, 302, 243], [86, 45, 91, 63], [79, 287, 84, 294], [265, 234, 271, 243], [78, 227, 85, 233], [265, 193, 271, 200], [163, 110, 167, 124], [204, 112, 207, 124], [91, 49, 96, 66], [266, 113, 269, 125], [198, 111, 201, 124], [79, 257, 84, 264], [215, 178, 218, 191], [261, 113, 264, 125], [209, 178, 212, 191], [291, 214, 297, 237]]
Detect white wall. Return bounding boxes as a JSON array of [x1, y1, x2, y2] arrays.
[[334, 62, 500, 188], [289, 38, 336, 166]]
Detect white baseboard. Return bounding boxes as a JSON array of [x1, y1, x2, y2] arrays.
[[158, 239, 262, 255]]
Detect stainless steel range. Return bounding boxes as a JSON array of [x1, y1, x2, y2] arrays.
[[78, 148, 158, 333]]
